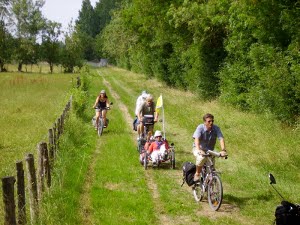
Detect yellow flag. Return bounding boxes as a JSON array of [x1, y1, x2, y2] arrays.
[[156, 95, 163, 113]]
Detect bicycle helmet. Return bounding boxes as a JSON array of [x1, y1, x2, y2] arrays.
[[154, 130, 162, 137], [100, 90, 106, 94]]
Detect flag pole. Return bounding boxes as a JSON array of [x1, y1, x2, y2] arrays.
[[161, 94, 166, 140]]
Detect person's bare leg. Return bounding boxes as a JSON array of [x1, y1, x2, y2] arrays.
[[95, 111, 100, 129], [194, 165, 202, 181], [140, 124, 145, 138], [102, 110, 107, 127]]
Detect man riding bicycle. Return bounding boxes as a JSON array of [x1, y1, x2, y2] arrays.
[[192, 113, 227, 181], [137, 94, 158, 141]]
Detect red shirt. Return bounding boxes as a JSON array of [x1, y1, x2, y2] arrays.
[[148, 140, 169, 154]]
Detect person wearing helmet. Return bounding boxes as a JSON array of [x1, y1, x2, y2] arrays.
[[136, 94, 158, 141], [147, 130, 169, 165], [93, 90, 110, 129], [192, 113, 227, 181]]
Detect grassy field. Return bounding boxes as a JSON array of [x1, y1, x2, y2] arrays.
[[0, 71, 77, 222], [1, 66, 300, 224]]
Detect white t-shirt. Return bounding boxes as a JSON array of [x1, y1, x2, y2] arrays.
[[135, 94, 148, 115]]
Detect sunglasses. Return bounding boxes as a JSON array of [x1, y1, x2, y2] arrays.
[[206, 120, 214, 123]]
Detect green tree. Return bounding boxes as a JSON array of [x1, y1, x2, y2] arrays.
[[0, 21, 14, 71], [11, 0, 45, 71], [40, 20, 62, 73], [99, 0, 300, 123], [219, 0, 300, 123], [94, 0, 121, 35], [61, 25, 84, 73], [75, 0, 97, 60]]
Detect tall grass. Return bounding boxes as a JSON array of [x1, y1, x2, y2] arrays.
[[0, 72, 77, 177], [39, 112, 96, 224]]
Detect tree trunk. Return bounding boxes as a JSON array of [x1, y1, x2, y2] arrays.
[[18, 63, 22, 72], [50, 62, 53, 74]]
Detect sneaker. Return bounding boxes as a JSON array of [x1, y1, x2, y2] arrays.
[[194, 173, 200, 182]]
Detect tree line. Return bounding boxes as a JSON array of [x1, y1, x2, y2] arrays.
[[0, 0, 119, 73], [99, 0, 300, 125], [1, 0, 299, 124]]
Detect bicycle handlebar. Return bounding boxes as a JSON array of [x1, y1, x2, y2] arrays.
[[94, 107, 111, 110], [203, 150, 228, 159]]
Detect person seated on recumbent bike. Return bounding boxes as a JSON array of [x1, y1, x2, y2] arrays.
[[147, 130, 169, 165]]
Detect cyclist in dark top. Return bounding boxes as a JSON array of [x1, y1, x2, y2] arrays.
[[93, 90, 110, 129]]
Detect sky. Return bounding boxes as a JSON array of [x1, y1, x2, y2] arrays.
[[42, 0, 98, 31]]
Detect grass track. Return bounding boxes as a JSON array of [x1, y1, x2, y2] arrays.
[[95, 66, 300, 224], [2, 67, 300, 224]]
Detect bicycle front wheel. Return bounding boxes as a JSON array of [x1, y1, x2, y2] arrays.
[[98, 119, 103, 136], [193, 182, 205, 202], [208, 174, 223, 211], [144, 152, 148, 170]]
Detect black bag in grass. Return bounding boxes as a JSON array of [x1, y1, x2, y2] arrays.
[[275, 201, 300, 225], [181, 162, 196, 186]]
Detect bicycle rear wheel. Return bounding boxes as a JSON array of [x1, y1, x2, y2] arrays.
[[208, 174, 223, 211], [170, 151, 175, 169]]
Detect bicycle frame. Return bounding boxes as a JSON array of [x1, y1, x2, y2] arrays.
[[193, 150, 224, 211], [202, 155, 217, 184], [94, 106, 111, 136]]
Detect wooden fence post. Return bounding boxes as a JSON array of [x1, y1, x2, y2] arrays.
[[48, 128, 54, 166], [60, 114, 64, 134], [57, 118, 61, 140], [43, 144, 51, 188], [69, 95, 73, 109], [2, 176, 16, 225], [53, 123, 57, 153], [16, 161, 26, 225], [25, 153, 39, 223], [37, 143, 45, 200]]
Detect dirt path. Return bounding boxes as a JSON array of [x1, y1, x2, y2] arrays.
[[100, 73, 172, 225]]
